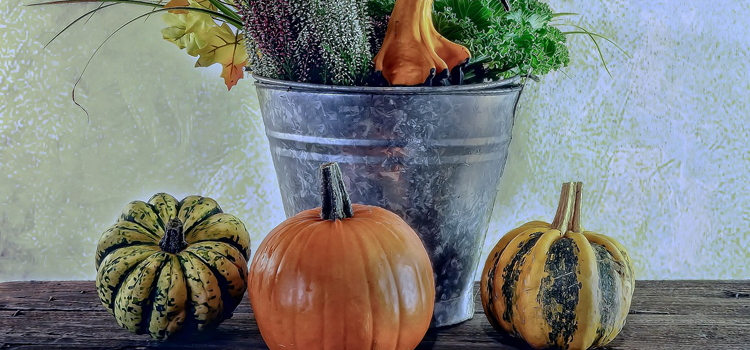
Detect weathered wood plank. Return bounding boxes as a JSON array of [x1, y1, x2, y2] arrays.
[[1, 281, 749, 349]]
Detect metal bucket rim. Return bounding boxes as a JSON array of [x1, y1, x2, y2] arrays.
[[252, 74, 528, 95]]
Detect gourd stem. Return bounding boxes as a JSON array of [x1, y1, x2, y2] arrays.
[[319, 162, 354, 221], [551, 182, 572, 232], [571, 182, 583, 233], [551, 182, 583, 234], [160, 218, 188, 254]]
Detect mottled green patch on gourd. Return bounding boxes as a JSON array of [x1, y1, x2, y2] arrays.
[[149, 193, 180, 230], [501, 231, 543, 326], [137, 254, 167, 335], [113, 252, 167, 334], [120, 201, 164, 236], [185, 242, 247, 316], [187, 213, 251, 260], [178, 196, 222, 232], [539, 237, 581, 349], [177, 253, 223, 330], [148, 256, 187, 339], [96, 245, 160, 314], [592, 243, 620, 345], [96, 222, 159, 267]]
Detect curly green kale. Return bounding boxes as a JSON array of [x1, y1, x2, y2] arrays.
[[435, 0, 569, 82]]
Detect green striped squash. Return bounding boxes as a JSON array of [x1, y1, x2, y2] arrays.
[[480, 182, 635, 350], [94, 193, 251, 340]]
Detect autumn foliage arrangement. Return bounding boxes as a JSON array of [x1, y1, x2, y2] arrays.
[[33, 0, 624, 87]]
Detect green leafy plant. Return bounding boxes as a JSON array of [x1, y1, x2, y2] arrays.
[[434, 0, 570, 83]]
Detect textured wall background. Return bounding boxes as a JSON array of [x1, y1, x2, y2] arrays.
[[1, 0, 748, 282]]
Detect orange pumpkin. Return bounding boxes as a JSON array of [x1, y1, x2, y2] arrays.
[[248, 162, 435, 350]]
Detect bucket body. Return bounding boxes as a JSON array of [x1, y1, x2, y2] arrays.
[[255, 76, 523, 327]]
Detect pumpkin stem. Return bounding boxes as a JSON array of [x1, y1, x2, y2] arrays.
[[551, 182, 583, 234], [160, 218, 188, 254], [319, 162, 354, 221]]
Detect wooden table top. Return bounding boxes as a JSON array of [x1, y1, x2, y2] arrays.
[[1, 280, 749, 349]]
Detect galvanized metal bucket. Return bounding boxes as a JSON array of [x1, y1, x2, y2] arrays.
[[254, 75, 524, 327]]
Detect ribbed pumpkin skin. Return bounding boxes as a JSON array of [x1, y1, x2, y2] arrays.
[[480, 184, 635, 350], [248, 204, 435, 350], [94, 193, 251, 340]]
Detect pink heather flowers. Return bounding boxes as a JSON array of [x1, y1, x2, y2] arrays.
[[238, 0, 373, 85]]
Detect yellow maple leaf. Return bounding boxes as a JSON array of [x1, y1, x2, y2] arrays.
[[194, 23, 248, 90], [161, 8, 215, 56]]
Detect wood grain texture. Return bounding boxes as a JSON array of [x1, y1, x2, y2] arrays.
[[1, 280, 748, 349]]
